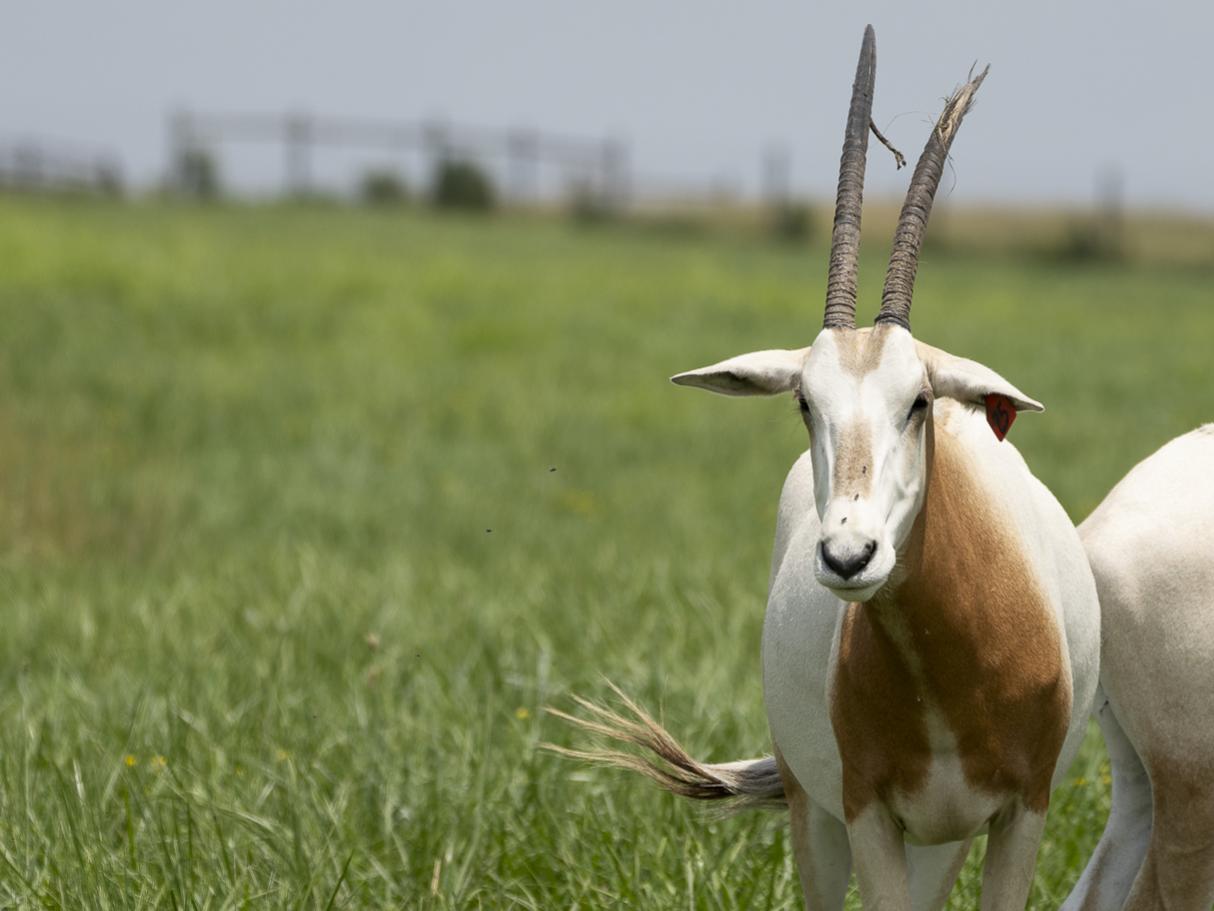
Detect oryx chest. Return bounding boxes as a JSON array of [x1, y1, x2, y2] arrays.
[[883, 710, 1009, 844], [828, 588, 1071, 844]]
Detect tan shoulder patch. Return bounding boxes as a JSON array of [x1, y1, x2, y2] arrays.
[[831, 601, 932, 821], [830, 424, 1071, 820]]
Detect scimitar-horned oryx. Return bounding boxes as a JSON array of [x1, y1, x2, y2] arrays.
[[1062, 426, 1214, 911], [549, 26, 1100, 911]]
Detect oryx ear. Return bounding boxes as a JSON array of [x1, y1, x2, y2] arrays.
[[671, 348, 808, 397], [917, 342, 1043, 440]]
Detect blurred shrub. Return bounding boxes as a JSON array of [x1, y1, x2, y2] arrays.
[[770, 201, 814, 244], [95, 164, 124, 198], [359, 169, 410, 207], [1057, 218, 1125, 263], [174, 149, 221, 200], [568, 182, 615, 225], [284, 190, 343, 207], [431, 159, 495, 212], [633, 214, 709, 239]]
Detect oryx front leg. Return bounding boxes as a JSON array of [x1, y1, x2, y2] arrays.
[[849, 807, 911, 910], [777, 752, 851, 911], [789, 801, 853, 911], [979, 803, 1047, 911], [907, 840, 973, 911]]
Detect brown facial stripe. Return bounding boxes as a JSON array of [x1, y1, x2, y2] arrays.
[[830, 423, 1071, 822], [822, 325, 892, 500], [832, 324, 892, 378], [831, 420, 873, 497]]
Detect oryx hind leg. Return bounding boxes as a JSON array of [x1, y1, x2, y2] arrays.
[[1061, 696, 1152, 911], [1122, 753, 1214, 911]]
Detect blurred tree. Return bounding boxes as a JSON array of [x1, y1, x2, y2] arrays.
[[568, 180, 613, 225], [174, 148, 221, 200], [359, 169, 410, 206], [95, 162, 124, 197], [771, 201, 814, 244], [431, 159, 495, 211]]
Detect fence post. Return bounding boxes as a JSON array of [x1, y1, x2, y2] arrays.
[[762, 143, 790, 209], [422, 118, 451, 190], [507, 128, 539, 205], [166, 108, 194, 193], [601, 138, 629, 212], [285, 113, 313, 197], [1096, 165, 1125, 260]]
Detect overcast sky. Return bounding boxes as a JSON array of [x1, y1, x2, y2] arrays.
[[3, 1, 1211, 211]]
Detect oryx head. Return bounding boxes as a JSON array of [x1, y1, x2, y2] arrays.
[[673, 27, 1041, 602]]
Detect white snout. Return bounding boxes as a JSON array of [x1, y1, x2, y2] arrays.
[[814, 499, 896, 601]]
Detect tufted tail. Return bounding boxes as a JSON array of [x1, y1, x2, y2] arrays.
[[543, 681, 787, 811]]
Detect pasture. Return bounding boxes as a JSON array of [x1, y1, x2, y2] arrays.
[[0, 196, 1209, 908]]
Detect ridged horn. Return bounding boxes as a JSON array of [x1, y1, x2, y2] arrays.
[[822, 25, 878, 330], [875, 66, 989, 330]]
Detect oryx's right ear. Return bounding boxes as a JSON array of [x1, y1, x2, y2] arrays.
[[671, 348, 809, 397]]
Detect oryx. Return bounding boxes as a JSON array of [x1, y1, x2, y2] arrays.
[[551, 26, 1100, 910], [1063, 426, 1214, 911]]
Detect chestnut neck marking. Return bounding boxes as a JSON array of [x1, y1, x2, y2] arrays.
[[830, 423, 1070, 822]]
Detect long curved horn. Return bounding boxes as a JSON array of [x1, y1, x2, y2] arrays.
[[822, 25, 877, 330], [875, 66, 989, 330]]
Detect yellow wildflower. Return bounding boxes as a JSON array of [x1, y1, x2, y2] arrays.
[[515, 707, 530, 721], [558, 489, 597, 516], [123, 754, 138, 768]]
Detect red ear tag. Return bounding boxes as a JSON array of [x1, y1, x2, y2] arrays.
[[985, 393, 1016, 441]]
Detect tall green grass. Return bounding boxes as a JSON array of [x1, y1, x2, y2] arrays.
[[0, 197, 1208, 907]]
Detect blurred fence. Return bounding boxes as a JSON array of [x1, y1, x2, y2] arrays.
[[166, 109, 635, 209], [0, 136, 122, 195], [0, 113, 1152, 262]]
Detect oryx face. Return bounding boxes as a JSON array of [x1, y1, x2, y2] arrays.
[[672, 328, 1041, 602], [670, 26, 1037, 604], [799, 325, 929, 600]]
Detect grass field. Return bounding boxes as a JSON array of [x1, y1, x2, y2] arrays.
[[0, 196, 1210, 908]]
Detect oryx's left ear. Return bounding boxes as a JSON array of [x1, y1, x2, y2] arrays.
[[916, 342, 1043, 440], [671, 347, 809, 397]]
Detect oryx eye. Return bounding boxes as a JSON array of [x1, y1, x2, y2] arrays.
[[909, 392, 930, 419]]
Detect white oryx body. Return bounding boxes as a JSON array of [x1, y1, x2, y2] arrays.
[[671, 326, 1101, 909], [1063, 426, 1214, 911], [758, 347, 1099, 908], [552, 27, 1101, 911]]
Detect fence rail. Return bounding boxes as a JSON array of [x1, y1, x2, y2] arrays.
[[168, 109, 634, 207], [0, 136, 122, 194]]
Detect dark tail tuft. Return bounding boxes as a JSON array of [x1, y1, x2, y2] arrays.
[[542, 681, 786, 811]]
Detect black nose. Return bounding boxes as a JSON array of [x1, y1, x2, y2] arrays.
[[821, 539, 877, 580]]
